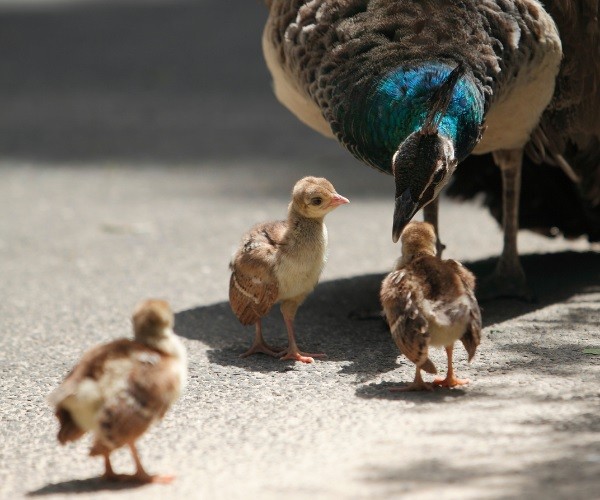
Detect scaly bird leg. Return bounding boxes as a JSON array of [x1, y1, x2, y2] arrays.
[[239, 320, 283, 358], [423, 197, 446, 258], [128, 442, 174, 484], [279, 299, 326, 364], [101, 452, 118, 481], [390, 364, 434, 392], [433, 345, 469, 387], [480, 148, 533, 301]]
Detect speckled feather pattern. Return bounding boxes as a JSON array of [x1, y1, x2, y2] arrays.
[[533, 0, 600, 204], [264, 1, 563, 171], [49, 338, 185, 451], [380, 254, 482, 373]]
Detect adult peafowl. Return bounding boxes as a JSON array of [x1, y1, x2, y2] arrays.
[[262, 0, 599, 300]]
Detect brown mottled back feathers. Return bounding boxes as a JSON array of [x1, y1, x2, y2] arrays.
[[55, 407, 85, 444], [447, 260, 482, 361], [50, 339, 181, 448], [380, 255, 481, 372], [380, 268, 437, 374], [264, 1, 555, 128], [229, 221, 284, 325]]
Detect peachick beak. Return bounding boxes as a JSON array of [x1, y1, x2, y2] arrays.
[[392, 188, 418, 243], [330, 194, 350, 207]]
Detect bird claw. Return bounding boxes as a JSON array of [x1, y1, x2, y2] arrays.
[[433, 376, 470, 388], [239, 343, 285, 359], [278, 349, 327, 364]]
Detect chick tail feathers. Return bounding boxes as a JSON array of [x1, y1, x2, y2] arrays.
[[56, 408, 85, 445], [421, 358, 438, 375]]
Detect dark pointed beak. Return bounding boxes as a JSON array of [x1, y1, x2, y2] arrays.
[[392, 188, 419, 243]]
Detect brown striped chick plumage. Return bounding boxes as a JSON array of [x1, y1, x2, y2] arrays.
[[48, 299, 187, 483], [229, 176, 349, 363], [380, 222, 481, 391]]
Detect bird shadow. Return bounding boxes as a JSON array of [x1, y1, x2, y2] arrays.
[[356, 381, 469, 402], [26, 477, 148, 496], [176, 251, 599, 380]]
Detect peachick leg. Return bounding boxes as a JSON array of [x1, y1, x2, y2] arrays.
[[239, 320, 283, 358], [279, 299, 326, 363], [390, 364, 434, 392], [433, 345, 469, 387], [129, 442, 174, 484]]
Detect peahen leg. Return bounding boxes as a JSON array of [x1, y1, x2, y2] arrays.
[[480, 148, 533, 301], [390, 364, 434, 392]]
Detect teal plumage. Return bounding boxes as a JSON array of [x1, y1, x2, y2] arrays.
[[337, 63, 485, 174]]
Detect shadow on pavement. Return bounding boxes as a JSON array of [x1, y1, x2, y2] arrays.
[[358, 440, 600, 499], [356, 382, 469, 402], [27, 477, 147, 496], [175, 250, 600, 377]]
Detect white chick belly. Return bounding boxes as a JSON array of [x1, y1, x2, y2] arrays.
[[276, 255, 324, 301], [428, 318, 469, 347]]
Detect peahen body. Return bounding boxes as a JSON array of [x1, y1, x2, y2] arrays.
[[262, 0, 600, 299]]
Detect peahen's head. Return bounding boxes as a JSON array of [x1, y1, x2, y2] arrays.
[[390, 63, 475, 243], [391, 128, 458, 242]]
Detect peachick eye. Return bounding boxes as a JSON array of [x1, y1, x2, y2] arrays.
[[312, 198, 322, 206]]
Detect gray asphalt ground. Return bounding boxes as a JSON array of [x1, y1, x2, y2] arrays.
[[1, 1, 599, 499]]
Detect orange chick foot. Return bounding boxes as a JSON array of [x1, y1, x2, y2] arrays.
[[144, 474, 176, 484], [239, 343, 284, 359], [279, 349, 326, 364], [433, 376, 470, 388]]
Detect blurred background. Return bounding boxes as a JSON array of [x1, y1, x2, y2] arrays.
[[0, 0, 348, 164]]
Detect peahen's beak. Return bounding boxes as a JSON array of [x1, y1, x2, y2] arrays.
[[392, 188, 419, 243]]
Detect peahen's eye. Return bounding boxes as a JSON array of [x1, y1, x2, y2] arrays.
[[432, 169, 445, 184], [311, 197, 323, 206]]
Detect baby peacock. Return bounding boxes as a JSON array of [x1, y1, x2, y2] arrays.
[[48, 299, 187, 483], [229, 176, 349, 363], [380, 222, 481, 391]]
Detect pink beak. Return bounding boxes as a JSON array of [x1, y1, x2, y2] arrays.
[[329, 194, 350, 207]]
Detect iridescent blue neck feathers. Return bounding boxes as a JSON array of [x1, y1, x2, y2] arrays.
[[336, 63, 485, 174]]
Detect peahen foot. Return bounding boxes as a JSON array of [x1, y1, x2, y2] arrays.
[[477, 264, 535, 302]]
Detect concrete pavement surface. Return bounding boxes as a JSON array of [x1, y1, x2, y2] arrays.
[[1, 1, 599, 499]]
